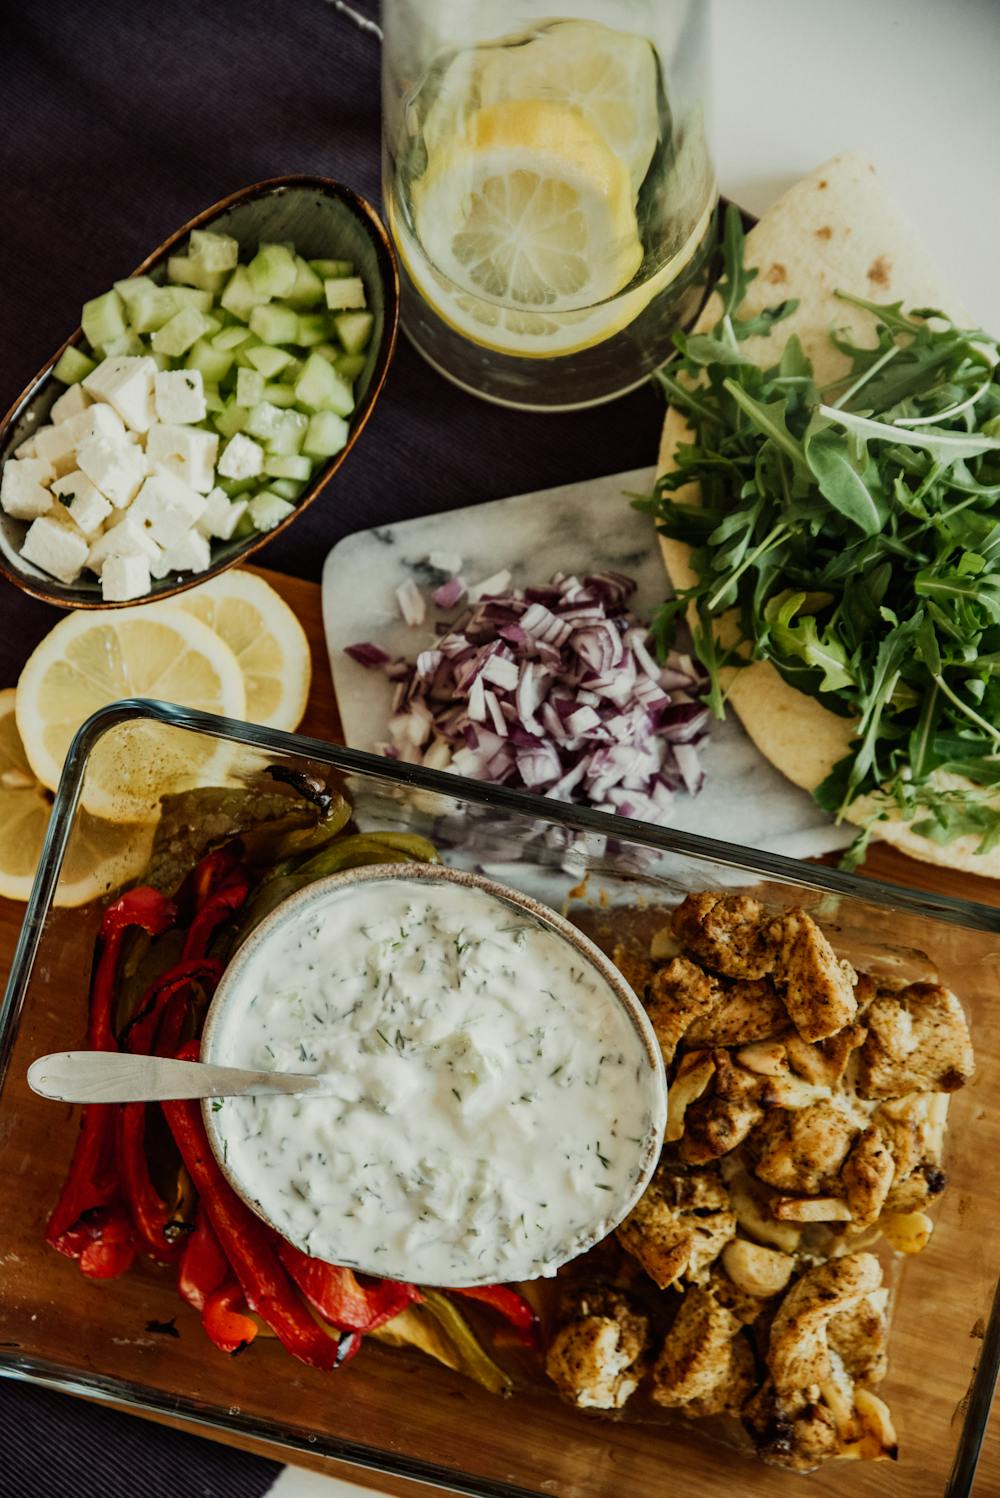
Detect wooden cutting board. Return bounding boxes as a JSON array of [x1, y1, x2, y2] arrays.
[[1, 562, 997, 1498]]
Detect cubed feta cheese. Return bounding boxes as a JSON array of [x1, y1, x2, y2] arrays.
[[65, 403, 127, 450], [154, 368, 207, 425], [33, 421, 79, 477], [248, 490, 294, 532], [76, 434, 146, 508], [86, 512, 163, 574], [101, 552, 151, 602], [155, 529, 211, 576], [50, 384, 92, 425], [196, 487, 247, 541], [82, 355, 157, 433], [1, 458, 54, 520], [130, 471, 206, 547], [51, 470, 113, 536], [146, 423, 218, 493], [20, 514, 89, 584], [218, 432, 264, 481]]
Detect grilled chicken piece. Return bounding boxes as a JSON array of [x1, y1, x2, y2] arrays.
[[841, 1125, 894, 1229], [680, 1051, 765, 1164], [651, 1285, 758, 1417], [858, 983, 974, 1098], [545, 1288, 649, 1410], [645, 956, 720, 1064], [616, 1163, 735, 1288], [744, 1381, 842, 1472], [685, 977, 788, 1047], [828, 1289, 889, 1386], [783, 1023, 866, 1088], [875, 1091, 949, 1211], [752, 1100, 859, 1196], [764, 908, 858, 1043], [672, 893, 774, 979], [768, 1252, 882, 1398]]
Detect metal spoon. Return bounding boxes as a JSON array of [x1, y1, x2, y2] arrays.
[[27, 1051, 360, 1105]]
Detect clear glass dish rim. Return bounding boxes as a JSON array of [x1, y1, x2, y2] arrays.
[[1, 697, 997, 1498]]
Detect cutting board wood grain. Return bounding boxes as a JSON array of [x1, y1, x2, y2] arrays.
[[1, 563, 997, 1498]]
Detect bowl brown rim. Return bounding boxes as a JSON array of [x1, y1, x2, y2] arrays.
[[0, 174, 400, 610], [199, 861, 668, 1288]]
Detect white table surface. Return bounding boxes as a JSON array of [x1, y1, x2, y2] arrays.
[[272, 1, 1000, 1492]]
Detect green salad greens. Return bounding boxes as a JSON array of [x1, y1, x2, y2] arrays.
[[638, 206, 1000, 864]]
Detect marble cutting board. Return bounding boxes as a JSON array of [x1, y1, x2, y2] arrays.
[[321, 467, 852, 862]]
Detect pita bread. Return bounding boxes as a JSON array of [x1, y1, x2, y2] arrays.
[[656, 152, 1000, 876]]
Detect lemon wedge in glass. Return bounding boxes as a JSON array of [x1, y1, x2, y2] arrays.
[[0, 687, 153, 905], [16, 604, 245, 823]]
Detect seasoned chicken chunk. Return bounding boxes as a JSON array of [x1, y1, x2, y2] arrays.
[[645, 956, 720, 1064], [672, 893, 773, 979], [685, 977, 788, 1047], [764, 908, 858, 1042], [745, 1381, 841, 1472], [875, 1091, 949, 1213], [651, 1285, 757, 1417], [768, 1253, 882, 1397], [828, 1289, 889, 1386], [616, 1163, 735, 1288], [752, 1100, 858, 1196], [545, 1288, 649, 1410], [841, 1125, 894, 1229], [680, 1051, 765, 1164], [858, 983, 974, 1098]]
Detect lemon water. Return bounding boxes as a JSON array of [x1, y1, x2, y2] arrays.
[[385, 17, 717, 410]]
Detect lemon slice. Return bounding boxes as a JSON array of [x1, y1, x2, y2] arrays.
[[478, 20, 660, 194], [16, 604, 246, 823], [413, 99, 642, 314], [0, 688, 153, 906], [176, 570, 311, 731]]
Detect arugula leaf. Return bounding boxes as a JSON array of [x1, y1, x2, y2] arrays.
[[804, 423, 887, 535]]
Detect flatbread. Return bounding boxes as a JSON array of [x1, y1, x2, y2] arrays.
[[656, 152, 1000, 876]]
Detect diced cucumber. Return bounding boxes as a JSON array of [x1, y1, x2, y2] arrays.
[[213, 402, 250, 438], [265, 453, 312, 481], [295, 313, 331, 347], [114, 276, 160, 310], [248, 243, 297, 298], [189, 229, 239, 272], [249, 303, 299, 344], [212, 325, 253, 352], [163, 286, 214, 315], [234, 336, 265, 370], [279, 356, 304, 383], [102, 332, 147, 357], [333, 311, 374, 355], [265, 409, 308, 455], [186, 338, 234, 384], [203, 384, 226, 413], [284, 256, 325, 307], [220, 265, 270, 322], [218, 475, 257, 498], [248, 490, 296, 532], [167, 254, 228, 292], [236, 367, 266, 406], [334, 352, 367, 381], [52, 345, 97, 385], [244, 400, 287, 441], [120, 282, 175, 333], [150, 351, 173, 371], [324, 276, 366, 311], [82, 289, 127, 351], [232, 508, 257, 540], [294, 351, 354, 416], [310, 258, 354, 277], [303, 410, 349, 458], [268, 477, 307, 500], [152, 306, 214, 357], [261, 383, 298, 408], [201, 313, 222, 337], [311, 342, 339, 364], [245, 345, 294, 378]]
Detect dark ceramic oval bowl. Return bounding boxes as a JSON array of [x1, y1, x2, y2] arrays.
[[0, 176, 399, 609]]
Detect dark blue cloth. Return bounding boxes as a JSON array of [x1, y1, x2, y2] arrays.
[[0, 0, 664, 1490]]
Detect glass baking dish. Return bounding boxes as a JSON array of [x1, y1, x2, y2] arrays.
[[1, 699, 998, 1498]]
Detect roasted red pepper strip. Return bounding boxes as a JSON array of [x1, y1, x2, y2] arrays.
[[162, 1044, 343, 1370], [448, 1285, 540, 1347], [202, 1279, 259, 1355], [181, 871, 249, 961], [178, 1207, 230, 1312], [118, 958, 225, 1263], [277, 1241, 422, 1333], [46, 887, 175, 1269]]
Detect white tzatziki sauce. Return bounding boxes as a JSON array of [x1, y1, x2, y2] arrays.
[[207, 875, 663, 1285]]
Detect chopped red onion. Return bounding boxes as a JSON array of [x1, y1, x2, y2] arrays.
[[344, 569, 710, 828], [395, 578, 426, 627]]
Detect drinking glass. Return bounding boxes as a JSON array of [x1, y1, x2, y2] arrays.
[[381, 0, 717, 410]]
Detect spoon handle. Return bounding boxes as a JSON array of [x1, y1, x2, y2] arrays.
[[27, 1051, 330, 1104]]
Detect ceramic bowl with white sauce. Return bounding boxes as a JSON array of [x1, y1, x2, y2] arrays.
[[201, 863, 667, 1287]]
